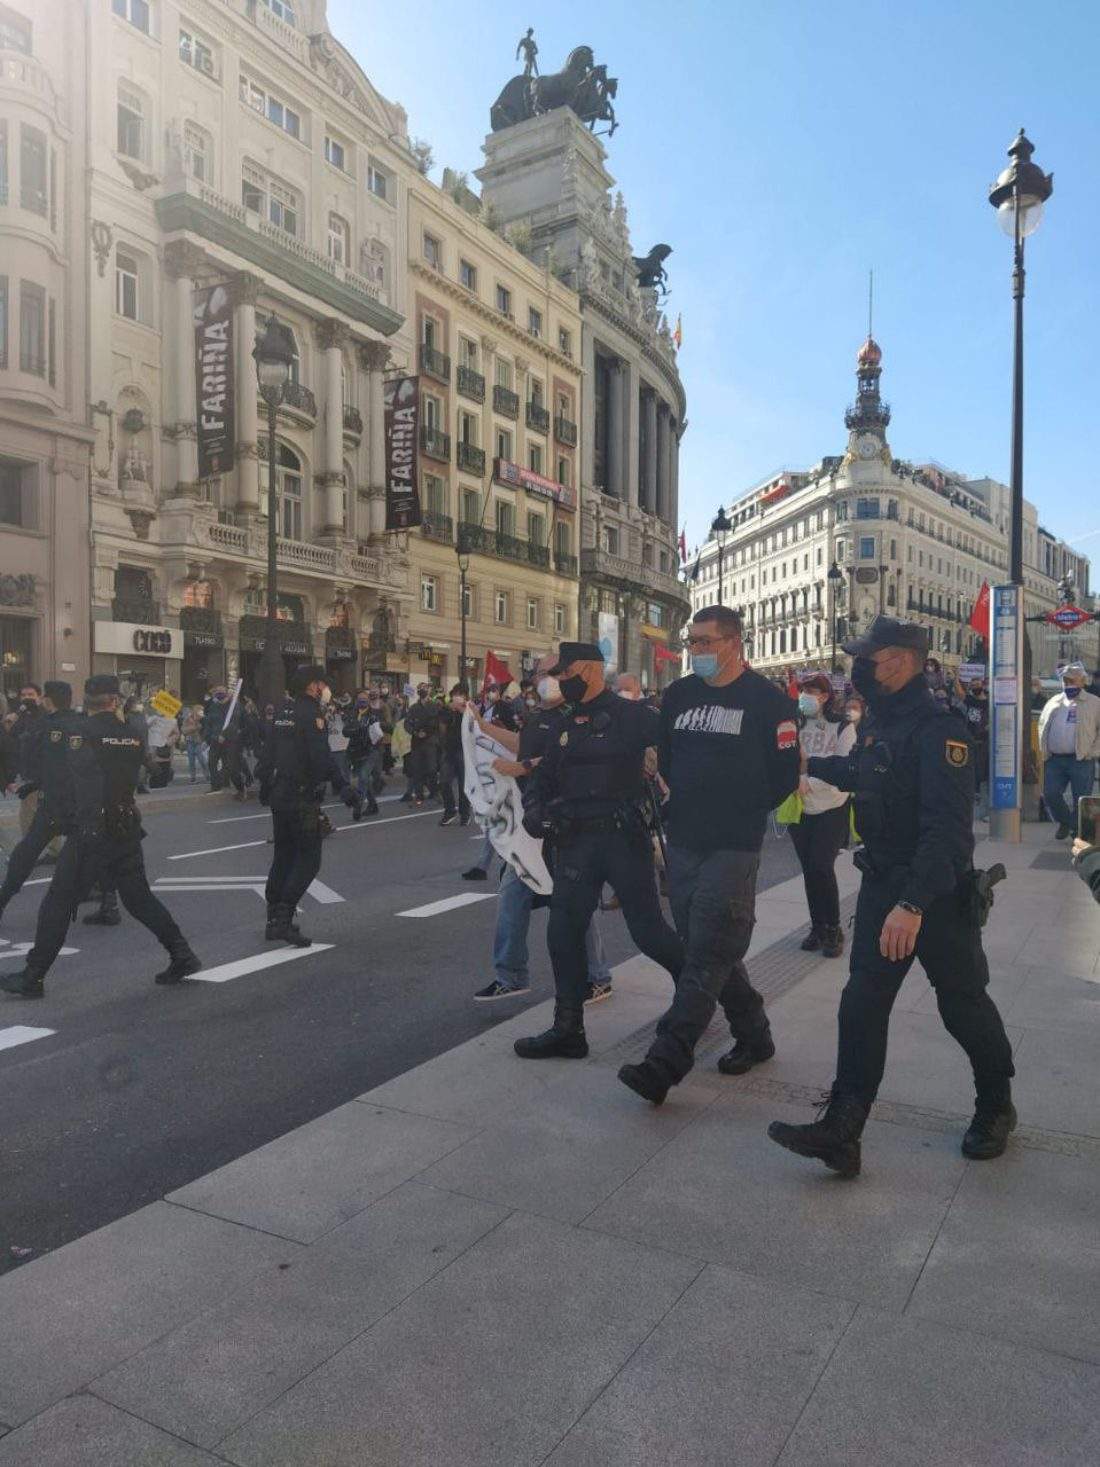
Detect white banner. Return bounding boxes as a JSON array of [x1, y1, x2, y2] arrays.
[[461, 708, 552, 895]]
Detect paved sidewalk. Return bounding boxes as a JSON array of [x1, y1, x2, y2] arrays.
[[1, 825, 1097, 1465]]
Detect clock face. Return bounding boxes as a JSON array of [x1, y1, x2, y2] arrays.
[[857, 434, 879, 460]]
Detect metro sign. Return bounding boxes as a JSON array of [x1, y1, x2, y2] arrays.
[[1046, 605, 1092, 631]]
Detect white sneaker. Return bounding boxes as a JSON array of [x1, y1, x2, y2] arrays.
[[584, 982, 613, 1005]]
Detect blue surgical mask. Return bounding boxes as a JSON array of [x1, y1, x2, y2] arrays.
[[691, 653, 719, 680], [798, 692, 820, 717], [1063, 684, 1081, 699]]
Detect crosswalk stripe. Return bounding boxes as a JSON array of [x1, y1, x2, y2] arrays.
[[169, 808, 437, 861], [189, 944, 334, 983], [0, 1025, 56, 1052], [397, 892, 497, 918]]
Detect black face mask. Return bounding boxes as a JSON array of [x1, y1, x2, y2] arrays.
[[559, 673, 587, 704], [850, 657, 880, 701]]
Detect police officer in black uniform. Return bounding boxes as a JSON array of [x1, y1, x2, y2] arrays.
[[768, 617, 1016, 1178], [0, 681, 83, 921], [257, 664, 362, 946], [514, 641, 683, 1059], [1, 675, 201, 1000]]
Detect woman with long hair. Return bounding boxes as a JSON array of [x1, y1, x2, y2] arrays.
[[791, 673, 855, 958]]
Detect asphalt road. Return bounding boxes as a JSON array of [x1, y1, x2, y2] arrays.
[[0, 781, 803, 1275]]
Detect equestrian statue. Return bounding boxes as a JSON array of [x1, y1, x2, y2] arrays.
[[490, 41, 619, 135]]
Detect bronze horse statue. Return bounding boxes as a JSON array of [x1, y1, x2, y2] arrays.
[[491, 45, 617, 133], [634, 244, 672, 296]]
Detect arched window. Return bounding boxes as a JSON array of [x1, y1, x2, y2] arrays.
[[327, 212, 350, 265], [276, 441, 303, 539]]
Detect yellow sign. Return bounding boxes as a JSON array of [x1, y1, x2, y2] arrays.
[[149, 689, 182, 720]]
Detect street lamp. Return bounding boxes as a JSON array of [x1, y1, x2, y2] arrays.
[[988, 128, 1053, 841], [710, 505, 732, 605], [253, 314, 297, 709], [457, 531, 471, 695], [827, 560, 844, 671]]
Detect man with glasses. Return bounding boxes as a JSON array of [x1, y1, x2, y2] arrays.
[[617, 605, 800, 1105]]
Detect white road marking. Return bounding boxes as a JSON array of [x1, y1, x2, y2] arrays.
[[0, 1025, 56, 1052], [209, 794, 403, 825], [169, 809, 437, 861], [0, 943, 78, 961], [153, 877, 344, 905], [189, 943, 334, 983], [397, 892, 497, 918], [307, 879, 343, 905]]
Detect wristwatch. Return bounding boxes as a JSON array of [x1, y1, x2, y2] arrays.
[[897, 900, 923, 916], [520, 758, 535, 774]]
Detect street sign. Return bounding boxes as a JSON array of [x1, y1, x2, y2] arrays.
[[989, 585, 1022, 815], [149, 689, 183, 719], [1046, 605, 1092, 631]]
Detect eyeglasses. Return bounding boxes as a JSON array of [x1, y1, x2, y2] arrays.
[[683, 635, 735, 652]]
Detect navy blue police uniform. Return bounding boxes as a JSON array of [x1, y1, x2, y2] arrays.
[[0, 697, 84, 918]]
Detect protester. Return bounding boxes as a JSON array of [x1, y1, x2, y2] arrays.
[[181, 704, 209, 782], [1072, 837, 1100, 902], [346, 691, 388, 813], [403, 683, 439, 805], [790, 672, 854, 957], [843, 693, 866, 729], [959, 675, 990, 818], [438, 685, 471, 827], [145, 700, 180, 788], [1037, 664, 1100, 839]]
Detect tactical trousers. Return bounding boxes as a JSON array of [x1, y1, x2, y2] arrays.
[[0, 800, 59, 910], [547, 828, 683, 1008], [647, 847, 764, 1081], [789, 803, 849, 929], [836, 871, 1015, 1108], [29, 836, 183, 976], [265, 808, 324, 911]]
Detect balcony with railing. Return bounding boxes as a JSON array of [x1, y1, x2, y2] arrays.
[[493, 384, 519, 418], [420, 425, 450, 462], [554, 415, 578, 447], [280, 381, 317, 422], [526, 401, 550, 434], [342, 404, 363, 436], [421, 513, 454, 545], [457, 522, 552, 570], [554, 551, 578, 576], [580, 547, 692, 609], [457, 365, 485, 403], [419, 342, 451, 384], [456, 441, 485, 476]]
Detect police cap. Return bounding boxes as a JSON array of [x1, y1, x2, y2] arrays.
[[84, 674, 121, 698], [841, 615, 930, 659], [547, 641, 605, 673], [290, 663, 328, 694]]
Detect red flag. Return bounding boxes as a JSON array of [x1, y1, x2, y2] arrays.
[[786, 668, 799, 700], [969, 581, 990, 639], [481, 651, 511, 696], [654, 643, 682, 665], [677, 527, 687, 564]]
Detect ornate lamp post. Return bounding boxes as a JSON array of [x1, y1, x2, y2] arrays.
[[710, 505, 732, 605], [252, 315, 297, 710], [988, 129, 1052, 841], [827, 560, 844, 671]]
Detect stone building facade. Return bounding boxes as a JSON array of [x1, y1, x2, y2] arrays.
[[85, 0, 414, 701], [690, 336, 1094, 679], [400, 172, 582, 690], [477, 106, 690, 686], [0, 0, 93, 697]]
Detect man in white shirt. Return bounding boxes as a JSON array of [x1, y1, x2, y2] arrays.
[[1038, 664, 1100, 839]]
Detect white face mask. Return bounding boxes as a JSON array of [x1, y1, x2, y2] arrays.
[[536, 676, 561, 703], [617, 689, 641, 701], [318, 685, 332, 707]]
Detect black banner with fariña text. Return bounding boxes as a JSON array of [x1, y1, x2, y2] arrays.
[[194, 284, 235, 478], [384, 374, 421, 530]]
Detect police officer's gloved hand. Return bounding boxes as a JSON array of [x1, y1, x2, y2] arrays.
[[342, 787, 363, 821]]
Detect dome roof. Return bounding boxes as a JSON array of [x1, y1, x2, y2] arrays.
[[857, 336, 882, 368]]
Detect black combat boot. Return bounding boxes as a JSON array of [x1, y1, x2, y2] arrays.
[[962, 1088, 1017, 1160], [800, 925, 824, 952], [821, 925, 845, 959], [618, 1058, 672, 1106], [265, 903, 311, 947], [717, 1022, 775, 1076], [0, 964, 46, 999], [83, 892, 121, 926], [154, 937, 202, 985], [767, 1091, 868, 1178], [514, 1004, 588, 1060]]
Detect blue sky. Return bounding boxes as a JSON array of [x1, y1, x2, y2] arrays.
[[330, 0, 1100, 561]]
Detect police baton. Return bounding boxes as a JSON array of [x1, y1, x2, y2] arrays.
[[645, 775, 669, 871]]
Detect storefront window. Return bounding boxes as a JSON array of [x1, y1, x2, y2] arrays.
[[0, 615, 32, 699]]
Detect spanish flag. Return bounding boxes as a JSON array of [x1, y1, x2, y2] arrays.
[[673, 313, 682, 350]]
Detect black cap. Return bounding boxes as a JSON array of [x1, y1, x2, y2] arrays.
[[84, 674, 120, 698], [547, 641, 605, 674], [841, 615, 930, 659], [44, 680, 72, 706], [290, 664, 328, 695]]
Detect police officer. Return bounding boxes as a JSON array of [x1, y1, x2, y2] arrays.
[[1, 675, 201, 1000], [767, 617, 1016, 1178], [0, 681, 83, 921], [257, 664, 362, 946], [513, 641, 683, 1059]]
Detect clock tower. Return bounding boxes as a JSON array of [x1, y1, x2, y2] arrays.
[[843, 335, 892, 472]]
